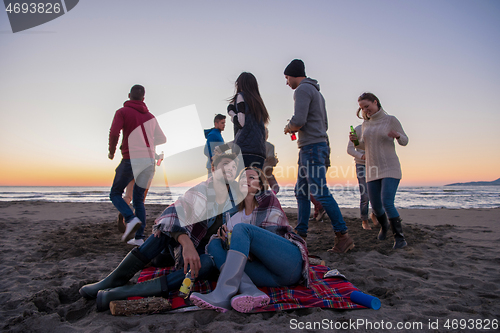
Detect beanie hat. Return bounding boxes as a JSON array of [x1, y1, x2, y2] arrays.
[[284, 59, 306, 77]]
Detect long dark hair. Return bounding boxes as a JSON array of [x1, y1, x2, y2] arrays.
[[230, 72, 270, 124], [237, 166, 269, 212], [357, 92, 382, 120]]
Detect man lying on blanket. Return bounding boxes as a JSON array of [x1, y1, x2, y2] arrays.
[[79, 152, 241, 311]]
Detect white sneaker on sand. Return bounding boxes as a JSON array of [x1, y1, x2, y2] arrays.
[[127, 238, 144, 246], [121, 217, 142, 242]]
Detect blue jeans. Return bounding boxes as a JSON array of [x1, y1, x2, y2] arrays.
[[367, 178, 400, 219], [137, 233, 215, 291], [356, 164, 370, 221], [207, 223, 303, 288], [110, 159, 154, 240], [295, 142, 347, 235]]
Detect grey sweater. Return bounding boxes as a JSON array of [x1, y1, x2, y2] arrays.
[[289, 78, 328, 148]]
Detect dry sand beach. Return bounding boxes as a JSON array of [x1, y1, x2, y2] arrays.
[[0, 201, 499, 333]]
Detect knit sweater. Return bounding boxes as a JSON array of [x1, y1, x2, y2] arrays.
[[356, 108, 408, 182]]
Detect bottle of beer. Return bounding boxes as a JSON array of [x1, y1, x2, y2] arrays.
[[350, 126, 359, 146], [287, 119, 297, 141], [178, 269, 195, 299]]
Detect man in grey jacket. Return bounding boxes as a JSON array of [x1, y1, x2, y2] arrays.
[[283, 59, 354, 253]]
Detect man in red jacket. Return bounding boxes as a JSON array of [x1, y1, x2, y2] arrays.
[[108, 85, 166, 246]]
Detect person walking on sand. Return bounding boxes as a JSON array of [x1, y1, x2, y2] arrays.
[[283, 59, 354, 253], [108, 84, 166, 245], [347, 124, 376, 230], [350, 92, 408, 249], [79, 153, 242, 311], [204, 114, 226, 177]]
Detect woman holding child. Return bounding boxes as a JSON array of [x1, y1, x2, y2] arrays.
[[350, 92, 409, 249], [190, 167, 309, 313]]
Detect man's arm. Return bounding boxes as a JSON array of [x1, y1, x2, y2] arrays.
[[177, 234, 201, 278], [284, 88, 311, 133], [108, 111, 124, 159], [289, 88, 311, 128]]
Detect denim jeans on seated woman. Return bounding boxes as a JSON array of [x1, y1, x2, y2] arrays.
[[367, 177, 400, 219], [207, 223, 303, 288]]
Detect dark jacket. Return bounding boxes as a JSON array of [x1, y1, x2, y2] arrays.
[[232, 92, 266, 157]]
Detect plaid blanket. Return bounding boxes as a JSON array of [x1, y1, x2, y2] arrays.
[[137, 265, 365, 312]]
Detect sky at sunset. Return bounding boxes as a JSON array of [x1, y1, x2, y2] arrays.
[[1, 0, 499, 188]]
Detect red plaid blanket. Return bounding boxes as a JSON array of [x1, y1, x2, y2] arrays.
[[138, 265, 366, 312]]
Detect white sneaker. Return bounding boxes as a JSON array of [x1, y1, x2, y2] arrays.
[[127, 238, 144, 246], [121, 217, 142, 242]]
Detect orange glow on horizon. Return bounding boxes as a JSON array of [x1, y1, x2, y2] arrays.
[[1, 162, 498, 187]]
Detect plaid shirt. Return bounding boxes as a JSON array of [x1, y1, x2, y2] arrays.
[[152, 178, 238, 269]]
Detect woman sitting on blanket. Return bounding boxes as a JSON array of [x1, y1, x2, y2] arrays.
[[190, 167, 309, 313]]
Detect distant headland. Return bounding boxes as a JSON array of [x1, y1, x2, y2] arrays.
[[445, 178, 500, 186]]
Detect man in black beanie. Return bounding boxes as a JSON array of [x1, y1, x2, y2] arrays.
[[283, 59, 354, 253], [284, 59, 306, 79]]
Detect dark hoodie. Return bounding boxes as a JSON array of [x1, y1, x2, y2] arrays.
[[289, 78, 329, 148], [108, 100, 166, 159]]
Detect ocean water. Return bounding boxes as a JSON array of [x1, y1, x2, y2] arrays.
[[0, 185, 499, 209]]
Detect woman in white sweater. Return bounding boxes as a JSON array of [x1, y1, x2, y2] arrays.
[[349, 92, 408, 249]]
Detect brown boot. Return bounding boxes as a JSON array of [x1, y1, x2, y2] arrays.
[[328, 232, 355, 253]]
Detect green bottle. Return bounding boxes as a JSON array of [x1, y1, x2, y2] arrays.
[[350, 126, 359, 146]]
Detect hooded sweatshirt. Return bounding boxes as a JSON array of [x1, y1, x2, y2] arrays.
[[289, 78, 328, 148], [108, 100, 166, 159], [204, 127, 224, 169]]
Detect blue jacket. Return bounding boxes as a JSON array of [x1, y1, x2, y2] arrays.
[[204, 128, 224, 169]]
